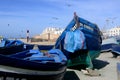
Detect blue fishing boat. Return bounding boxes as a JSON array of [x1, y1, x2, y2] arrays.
[[54, 12, 102, 69], [24, 43, 34, 50], [0, 38, 34, 55], [38, 45, 54, 50], [0, 38, 25, 55], [0, 13, 102, 79], [101, 37, 119, 52], [111, 37, 120, 58], [111, 45, 120, 58], [0, 49, 67, 80]]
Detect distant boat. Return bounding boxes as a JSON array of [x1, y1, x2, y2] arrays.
[[0, 38, 24, 55], [111, 37, 120, 58], [0, 49, 67, 80], [111, 45, 120, 58], [101, 38, 119, 52], [116, 37, 120, 44], [0, 38, 34, 55]]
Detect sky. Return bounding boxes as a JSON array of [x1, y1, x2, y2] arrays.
[[0, 0, 120, 38]]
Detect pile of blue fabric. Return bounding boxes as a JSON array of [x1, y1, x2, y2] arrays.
[[25, 49, 67, 63]]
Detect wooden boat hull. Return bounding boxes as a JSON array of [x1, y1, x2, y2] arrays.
[[54, 16, 102, 69], [101, 43, 117, 52], [111, 45, 120, 58], [0, 65, 66, 80], [0, 43, 34, 55], [101, 38, 119, 52], [0, 50, 67, 80], [0, 44, 24, 55], [38, 45, 54, 50]]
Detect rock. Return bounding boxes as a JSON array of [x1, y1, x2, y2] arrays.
[[81, 68, 101, 76]]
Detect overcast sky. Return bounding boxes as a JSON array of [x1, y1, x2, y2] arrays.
[[0, 0, 120, 38]]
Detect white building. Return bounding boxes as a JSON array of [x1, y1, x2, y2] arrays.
[[107, 26, 120, 37], [43, 27, 64, 35]]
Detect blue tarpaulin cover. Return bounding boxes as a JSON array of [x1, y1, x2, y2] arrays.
[[64, 29, 86, 53]]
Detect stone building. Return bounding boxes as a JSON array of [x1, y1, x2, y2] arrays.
[[33, 27, 64, 42]]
